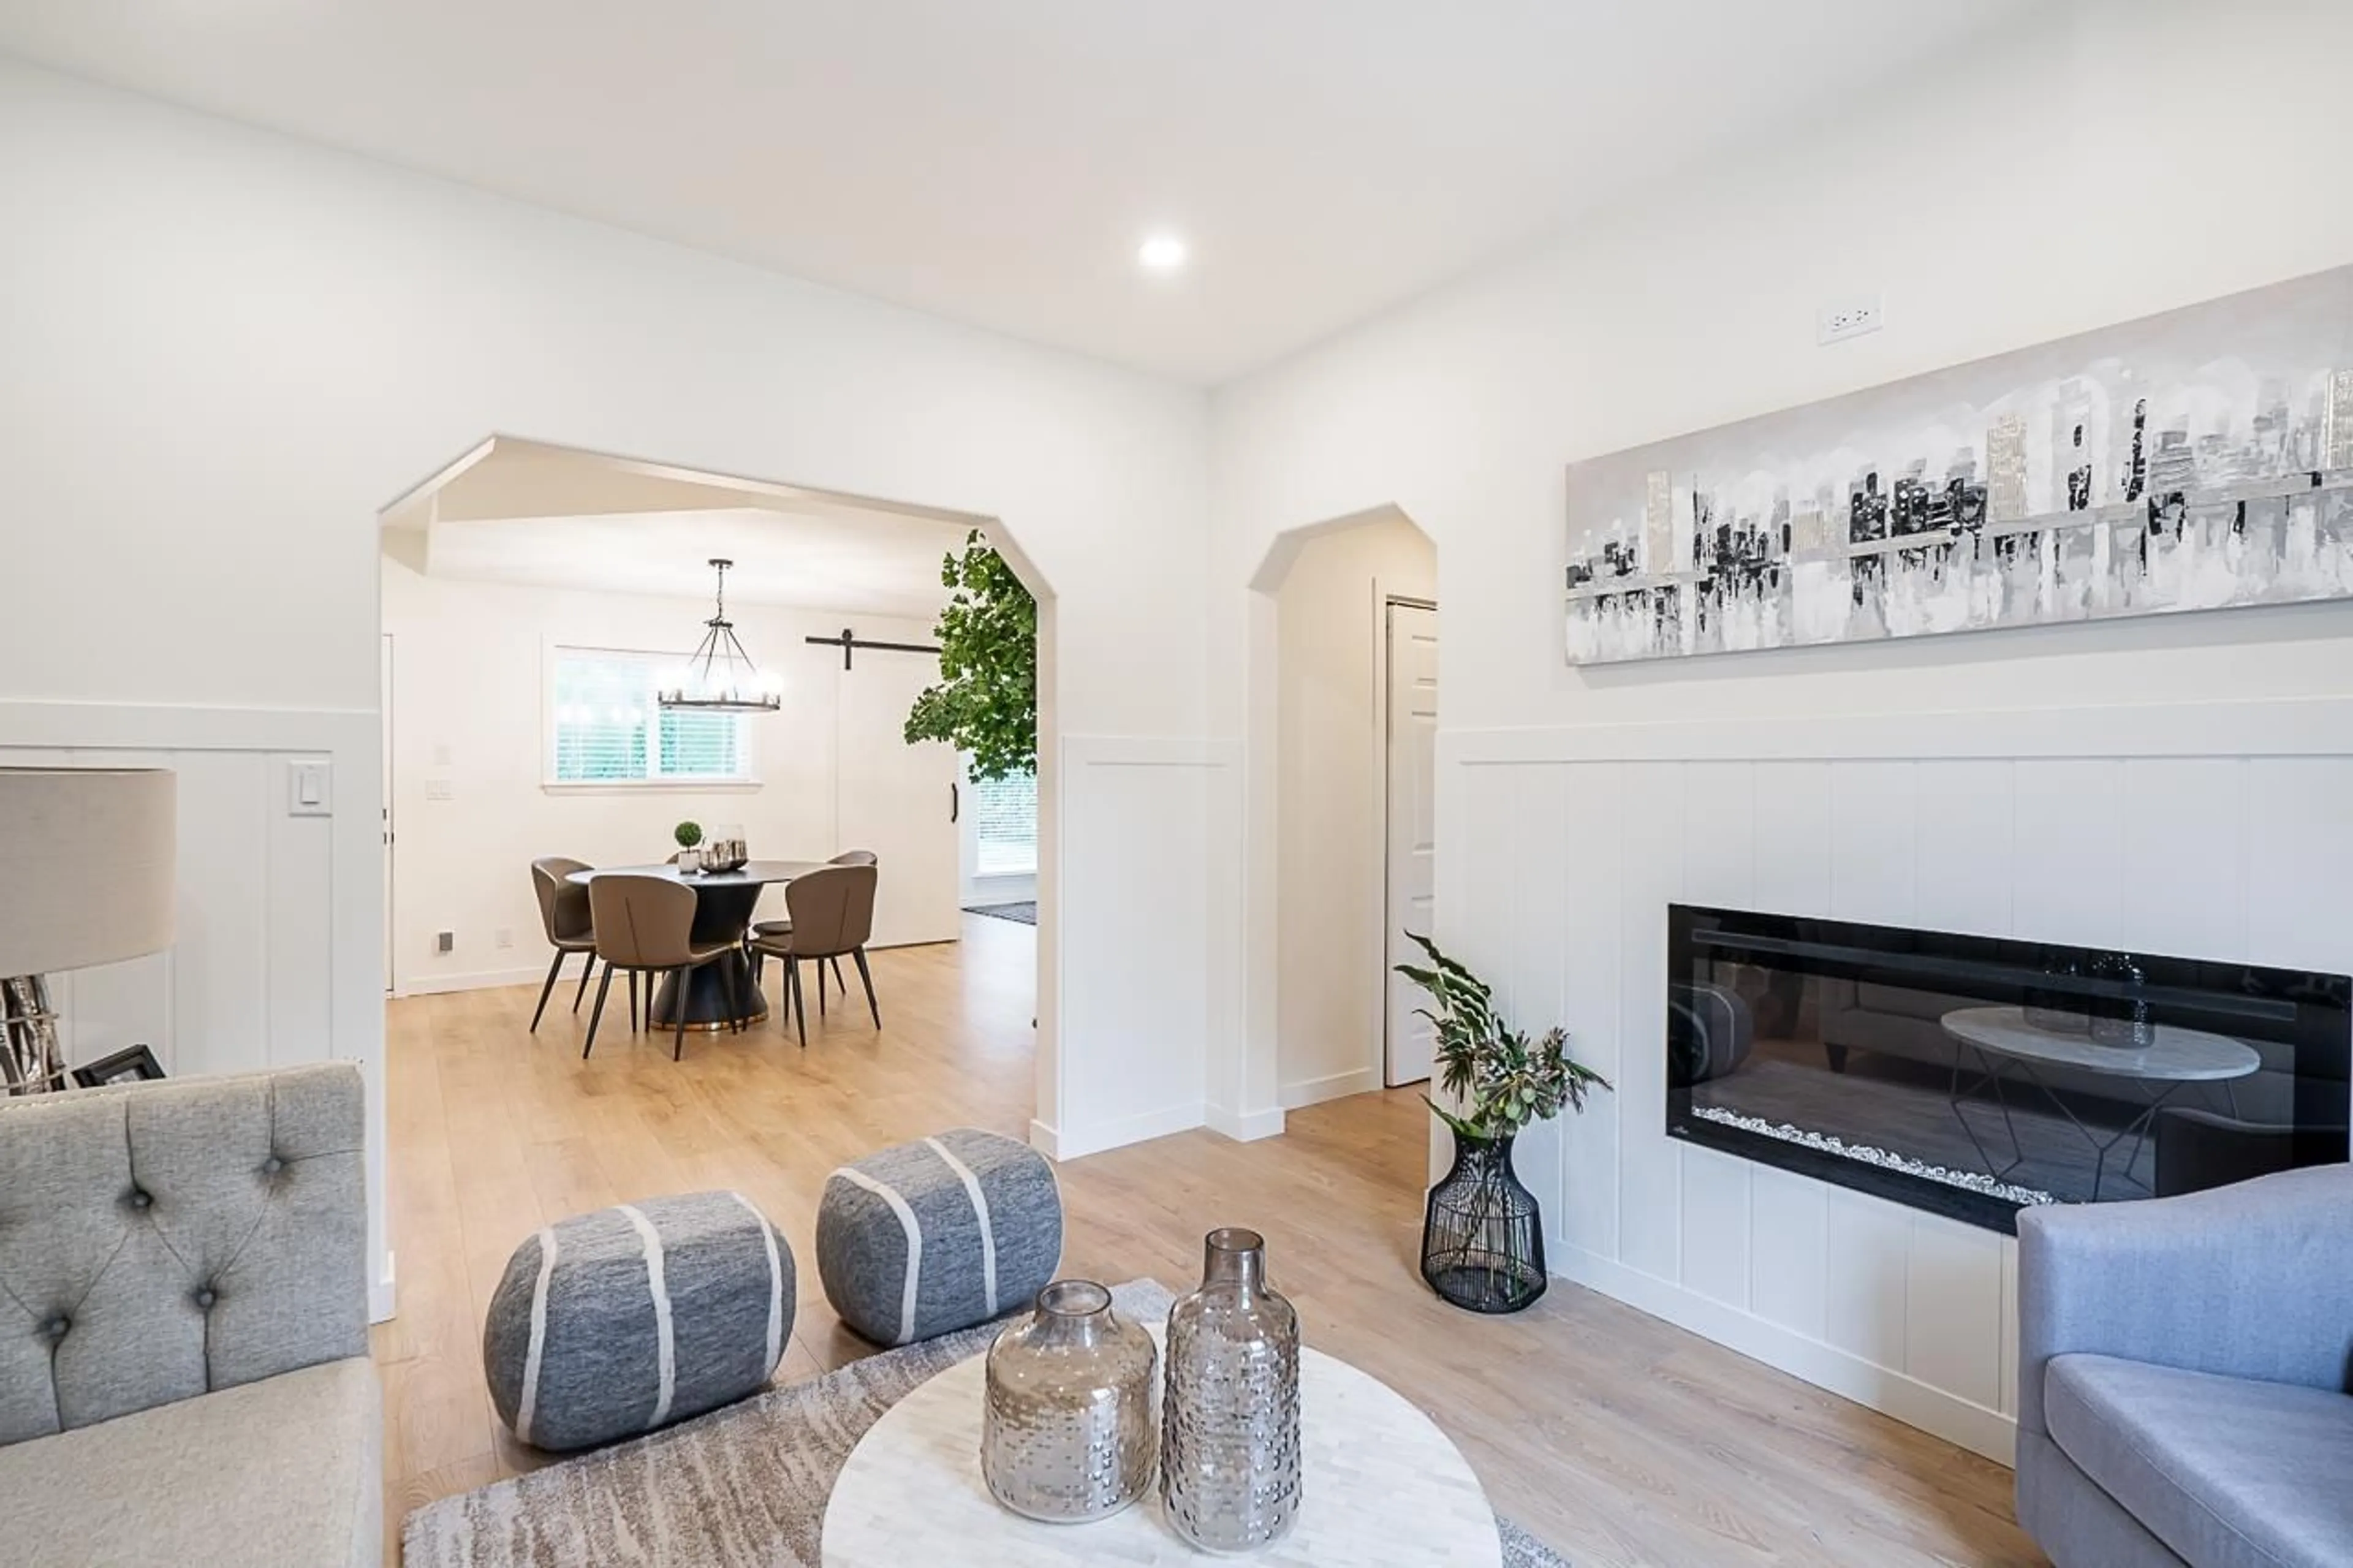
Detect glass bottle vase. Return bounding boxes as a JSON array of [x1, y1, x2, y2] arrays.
[[1420, 1130, 1547, 1314], [1159, 1227, 1303, 1553], [980, 1279, 1159, 1523]]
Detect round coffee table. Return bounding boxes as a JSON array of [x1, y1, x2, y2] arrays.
[[1940, 1005, 2262, 1200], [822, 1328, 1501, 1567]]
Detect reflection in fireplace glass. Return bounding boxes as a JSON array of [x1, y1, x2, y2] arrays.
[[1664, 906, 2351, 1232]]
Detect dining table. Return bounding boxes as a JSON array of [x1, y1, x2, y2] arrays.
[[567, 860, 820, 1032]]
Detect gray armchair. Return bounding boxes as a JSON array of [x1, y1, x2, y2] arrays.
[[0, 1063, 380, 1567], [2016, 1164, 2353, 1567]]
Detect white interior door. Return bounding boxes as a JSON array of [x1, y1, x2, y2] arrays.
[[835, 646, 961, 947], [1384, 600, 1438, 1086]]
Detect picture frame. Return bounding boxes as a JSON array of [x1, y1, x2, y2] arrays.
[[72, 1044, 166, 1089]]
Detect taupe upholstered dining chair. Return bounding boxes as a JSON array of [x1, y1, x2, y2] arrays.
[[748, 863, 879, 1048], [528, 857, 597, 1032], [584, 874, 743, 1061], [749, 849, 877, 998]]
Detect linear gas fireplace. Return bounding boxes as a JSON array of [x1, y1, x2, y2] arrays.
[[1665, 905, 2351, 1232]]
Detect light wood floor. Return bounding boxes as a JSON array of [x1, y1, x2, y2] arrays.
[[376, 913, 2042, 1566]]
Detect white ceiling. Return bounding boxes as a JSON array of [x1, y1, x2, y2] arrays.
[[0, 2, 2036, 384], [390, 439, 968, 623]]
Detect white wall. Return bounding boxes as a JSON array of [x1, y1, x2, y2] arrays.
[[1210, 0, 2353, 1461], [1274, 514, 1435, 1107], [381, 562, 952, 991], [0, 58, 1222, 1308]]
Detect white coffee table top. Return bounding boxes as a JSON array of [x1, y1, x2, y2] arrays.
[[1941, 1005, 2262, 1081], [822, 1327, 1501, 1567]]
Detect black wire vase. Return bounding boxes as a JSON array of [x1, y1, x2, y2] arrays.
[[1420, 1129, 1546, 1314]]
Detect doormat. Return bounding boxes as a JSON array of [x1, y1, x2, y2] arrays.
[[964, 901, 1036, 925]]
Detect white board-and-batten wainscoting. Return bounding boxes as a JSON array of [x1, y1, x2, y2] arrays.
[[1038, 733, 1247, 1162], [0, 700, 392, 1322], [1436, 694, 2353, 1464]]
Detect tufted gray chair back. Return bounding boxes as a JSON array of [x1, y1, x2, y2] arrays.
[[0, 1062, 367, 1445]]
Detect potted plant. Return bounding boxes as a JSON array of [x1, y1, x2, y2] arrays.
[[1397, 931, 1611, 1313], [903, 530, 1036, 782], [673, 819, 704, 870]]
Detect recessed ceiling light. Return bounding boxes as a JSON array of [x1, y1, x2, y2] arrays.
[[1137, 233, 1188, 272]]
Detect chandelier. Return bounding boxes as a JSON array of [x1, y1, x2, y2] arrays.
[[658, 558, 782, 713]]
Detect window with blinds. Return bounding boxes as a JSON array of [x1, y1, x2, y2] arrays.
[[970, 769, 1037, 876], [549, 648, 751, 784]]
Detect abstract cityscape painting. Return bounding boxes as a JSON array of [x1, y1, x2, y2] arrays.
[[1564, 265, 2353, 664]]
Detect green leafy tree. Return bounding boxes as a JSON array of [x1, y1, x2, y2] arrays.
[[904, 530, 1036, 782], [1396, 931, 1611, 1141]]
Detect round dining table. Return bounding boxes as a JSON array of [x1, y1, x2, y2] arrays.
[[567, 860, 820, 1032]]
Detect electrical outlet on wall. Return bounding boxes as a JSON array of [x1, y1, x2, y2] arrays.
[[494, 927, 512, 950], [436, 930, 454, 955], [1817, 294, 1884, 345]]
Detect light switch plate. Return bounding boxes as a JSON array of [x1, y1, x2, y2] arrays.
[[288, 759, 333, 816], [423, 778, 454, 801]]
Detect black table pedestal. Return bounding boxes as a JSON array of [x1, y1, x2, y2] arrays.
[[646, 881, 770, 1032]]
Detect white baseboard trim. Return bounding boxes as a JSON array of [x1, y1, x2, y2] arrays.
[[1051, 1101, 1207, 1161], [1554, 1243, 2015, 1465], [1028, 1119, 1062, 1160], [370, 1250, 396, 1325], [1205, 1102, 1287, 1141], [1278, 1067, 1379, 1110], [396, 963, 554, 996]]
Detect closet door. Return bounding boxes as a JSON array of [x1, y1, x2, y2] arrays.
[[833, 643, 961, 947]]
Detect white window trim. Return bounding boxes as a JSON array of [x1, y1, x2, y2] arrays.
[[541, 639, 764, 793]]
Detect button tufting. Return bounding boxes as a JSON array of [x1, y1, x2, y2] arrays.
[[195, 1289, 217, 1310], [262, 1156, 285, 1175], [128, 1189, 152, 1210], [42, 1316, 67, 1338]]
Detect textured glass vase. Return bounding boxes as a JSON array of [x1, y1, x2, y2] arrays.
[[1160, 1227, 1303, 1553], [980, 1279, 1159, 1523], [1421, 1130, 1546, 1314]]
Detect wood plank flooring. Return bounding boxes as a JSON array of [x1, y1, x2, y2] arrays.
[[375, 913, 2043, 1566]]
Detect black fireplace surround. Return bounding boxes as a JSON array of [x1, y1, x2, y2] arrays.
[[1665, 905, 2351, 1232]]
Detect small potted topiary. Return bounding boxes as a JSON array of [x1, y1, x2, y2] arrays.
[[673, 820, 704, 871]]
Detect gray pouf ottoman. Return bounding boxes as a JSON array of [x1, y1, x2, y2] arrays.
[[817, 1127, 1061, 1347], [484, 1191, 794, 1452]]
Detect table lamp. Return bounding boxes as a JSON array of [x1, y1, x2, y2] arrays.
[[0, 768, 176, 1093]]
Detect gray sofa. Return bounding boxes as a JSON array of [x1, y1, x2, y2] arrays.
[[2016, 1164, 2353, 1567], [0, 1063, 380, 1567]]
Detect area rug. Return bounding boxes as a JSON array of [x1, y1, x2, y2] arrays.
[[963, 900, 1036, 925], [404, 1281, 1567, 1567]]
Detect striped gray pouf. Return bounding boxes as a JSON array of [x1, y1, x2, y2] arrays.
[[816, 1127, 1062, 1347], [484, 1191, 794, 1453]]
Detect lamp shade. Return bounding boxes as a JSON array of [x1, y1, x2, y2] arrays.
[[0, 768, 175, 977]]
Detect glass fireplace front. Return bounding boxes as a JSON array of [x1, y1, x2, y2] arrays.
[[1665, 904, 2351, 1232]]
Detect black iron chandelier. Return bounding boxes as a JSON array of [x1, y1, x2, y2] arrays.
[[658, 558, 782, 713]]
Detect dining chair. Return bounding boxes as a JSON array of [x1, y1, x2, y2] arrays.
[[583, 874, 743, 1061], [747, 863, 880, 1048], [528, 857, 597, 1033], [750, 850, 876, 1000]]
